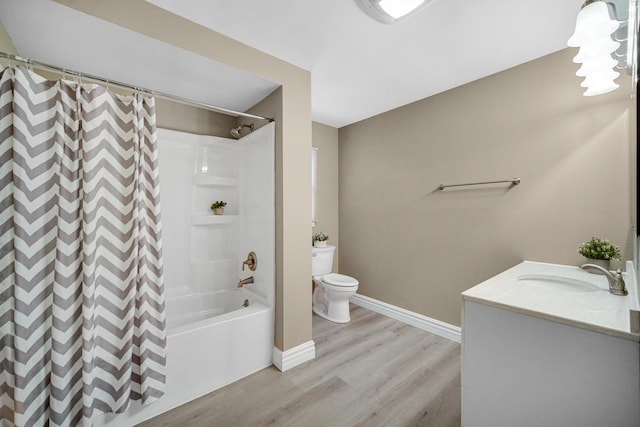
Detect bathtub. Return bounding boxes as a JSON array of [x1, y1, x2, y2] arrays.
[[95, 288, 274, 426], [94, 126, 276, 425], [166, 288, 260, 331]]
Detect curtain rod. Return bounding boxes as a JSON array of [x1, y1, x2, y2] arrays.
[[0, 51, 274, 122]]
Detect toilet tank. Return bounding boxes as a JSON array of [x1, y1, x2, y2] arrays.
[[312, 245, 335, 276]]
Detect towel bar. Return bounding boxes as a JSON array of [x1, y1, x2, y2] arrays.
[[437, 178, 520, 190]]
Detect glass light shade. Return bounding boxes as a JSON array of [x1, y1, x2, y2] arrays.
[[573, 40, 620, 63], [583, 80, 620, 96], [379, 0, 425, 19], [576, 56, 618, 76], [356, 0, 430, 24], [567, 2, 619, 47], [580, 69, 620, 87]]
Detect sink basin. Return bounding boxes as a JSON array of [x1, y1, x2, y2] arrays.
[[462, 261, 638, 341], [516, 274, 603, 293]]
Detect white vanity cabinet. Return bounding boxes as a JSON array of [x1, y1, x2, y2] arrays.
[[461, 261, 640, 427]]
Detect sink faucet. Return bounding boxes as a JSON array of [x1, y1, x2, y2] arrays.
[[579, 264, 628, 296], [238, 276, 254, 288]]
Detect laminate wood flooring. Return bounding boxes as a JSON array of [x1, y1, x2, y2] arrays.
[[138, 304, 461, 427]]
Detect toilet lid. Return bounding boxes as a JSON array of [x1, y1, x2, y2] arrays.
[[322, 273, 359, 287]]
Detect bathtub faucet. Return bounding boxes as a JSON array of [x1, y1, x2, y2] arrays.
[[238, 276, 254, 288]]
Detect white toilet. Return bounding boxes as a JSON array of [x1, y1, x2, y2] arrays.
[[312, 245, 359, 323]]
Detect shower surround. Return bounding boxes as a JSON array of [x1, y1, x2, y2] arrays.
[[95, 124, 276, 426]]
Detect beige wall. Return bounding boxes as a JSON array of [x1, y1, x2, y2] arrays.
[[339, 48, 635, 327], [156, 98, 236, 137], [312, 122, 340, 271], [0, 22, 18, 70], [0, 24, 18, 55], [53, 0, 312, 351]]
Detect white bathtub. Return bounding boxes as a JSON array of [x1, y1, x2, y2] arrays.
[[94, 126, 276, 425], [95, 288, 274, 426], [166, 288, 260, 331]]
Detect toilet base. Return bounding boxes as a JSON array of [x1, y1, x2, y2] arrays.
[[312, 304, 351, 324], [312, 286, 354, 323], [312, 275, 358, 324]]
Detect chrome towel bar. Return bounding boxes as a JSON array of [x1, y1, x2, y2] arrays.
[[438, 178, 520, 190]]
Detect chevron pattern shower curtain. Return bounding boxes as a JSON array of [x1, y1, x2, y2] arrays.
[[0, 67, 167, 426]]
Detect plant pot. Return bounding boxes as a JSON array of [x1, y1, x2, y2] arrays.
[[212, 207, 224, 215], [313, 241, 327, 248], [584, 258, 610, 274]]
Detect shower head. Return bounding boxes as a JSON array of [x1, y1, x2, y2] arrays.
[[230, 123, 255, 139]]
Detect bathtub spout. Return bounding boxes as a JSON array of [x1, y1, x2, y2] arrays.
[[238, 276, 254, 287]]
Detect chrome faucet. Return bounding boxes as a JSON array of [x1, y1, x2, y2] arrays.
[[579, 264, 628, 296], [237, 276, 254, 288]]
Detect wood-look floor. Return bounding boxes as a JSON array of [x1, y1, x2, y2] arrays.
[[138, 305, 461, 427]]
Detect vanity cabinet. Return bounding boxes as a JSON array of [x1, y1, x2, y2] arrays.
[[461, 261, 640, 427]]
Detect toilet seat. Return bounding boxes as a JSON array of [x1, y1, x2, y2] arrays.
[[320, 273, 359, 287]]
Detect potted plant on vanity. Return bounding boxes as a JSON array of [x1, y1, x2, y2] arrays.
[[210, 201, 227, 215], [313, 232, 329, 248], [578, 236, 621, 272]]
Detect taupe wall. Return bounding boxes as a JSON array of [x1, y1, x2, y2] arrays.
[[339, 48, 635, 327], [156, 98, 236, 137], [312, 122, 340, 271], [53, 0, 313, 351], [0, 23, 18, 55]]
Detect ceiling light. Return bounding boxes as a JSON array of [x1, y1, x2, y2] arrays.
[[356, 0, 431, 24], [379, 0, 424, 19]]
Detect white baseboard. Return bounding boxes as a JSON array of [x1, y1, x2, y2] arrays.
[[272, 340, 316, 372], [350, 293, 461, 343]]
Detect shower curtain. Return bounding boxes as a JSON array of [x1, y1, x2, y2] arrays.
[[0, 67, 167, 426]]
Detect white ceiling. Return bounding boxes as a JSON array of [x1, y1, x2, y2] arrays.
[[1, 0, 584, 128], [0, 0, 279, 114], [147, 0, 585, 127]]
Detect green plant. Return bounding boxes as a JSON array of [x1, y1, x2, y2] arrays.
[[313, 232, 329, 242], [210, 201, 227, 210], [578, 237, 621, 260]]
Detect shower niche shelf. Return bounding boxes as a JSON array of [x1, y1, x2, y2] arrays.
[[191, 214, 239, 226], [194, 175, 239, 187]]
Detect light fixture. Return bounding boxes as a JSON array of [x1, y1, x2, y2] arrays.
[[567, 2, 619, 47], [568, 1, 621, 96], [356, 0, 431, 24], [582, 79, 620, 96], [567, 0, 639, 97], [572, 39, 620, 63], [575, 56, 618, 75]]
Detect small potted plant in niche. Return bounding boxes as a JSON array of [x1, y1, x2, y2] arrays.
[[578, 237, 621, 272], [210, 201, 227, 215], [313, 232, 329, 248]]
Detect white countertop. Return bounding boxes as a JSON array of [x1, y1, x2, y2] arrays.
[[462, 261, 640, 341]]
